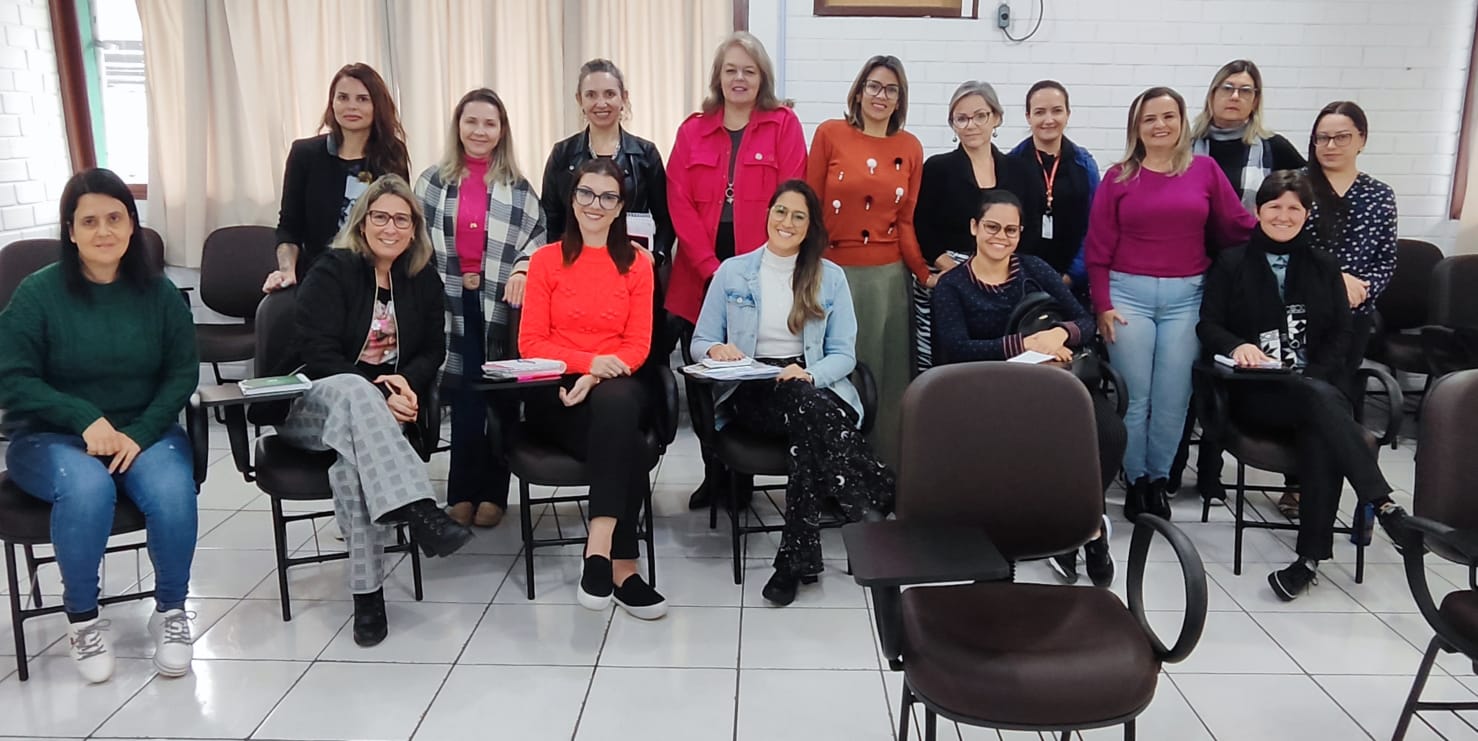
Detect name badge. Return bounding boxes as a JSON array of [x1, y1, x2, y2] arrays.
[[1041, 214, 1054, 240]]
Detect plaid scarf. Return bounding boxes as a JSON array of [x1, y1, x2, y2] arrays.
[[414, 166, 547, 382], [1193, 124, 1271, 212]]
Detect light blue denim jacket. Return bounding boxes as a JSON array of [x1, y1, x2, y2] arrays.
[[690, 247, 862, 429]]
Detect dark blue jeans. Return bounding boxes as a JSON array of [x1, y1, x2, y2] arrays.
[[5, 424, 197, 616], [448, 288, 514, 507]]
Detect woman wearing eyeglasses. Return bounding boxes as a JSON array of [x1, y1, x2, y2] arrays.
[[284, 175, 472, 647], [930, 190, 1124, 587], [1303, 101, 1396, 385], [916, 81, 1032, 375], [415, 88, 546, 530], [1190, 60, 1305, 211], [520, 159, 663, 619], [805, 55, 927, 468]]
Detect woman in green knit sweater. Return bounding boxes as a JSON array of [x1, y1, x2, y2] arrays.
[[0, 168, 199, 684]]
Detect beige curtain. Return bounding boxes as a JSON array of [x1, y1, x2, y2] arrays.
[[139, 0, 388, 268], [138, 0, 729, 267]]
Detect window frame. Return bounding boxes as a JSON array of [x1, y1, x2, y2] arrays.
[[1452, 22, 1477, 220], [813, 0, 977, 19], [52, 0, 147, 200]]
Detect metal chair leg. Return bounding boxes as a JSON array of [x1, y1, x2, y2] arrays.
[[1393, 637, 1441, 740], [270, 498, 293, 622], [729, 470, 744, 585], [5, 542, 29, 681], [898, 683, 913, 741], [643, 475, 657, 587], [923, 707, 937, 741], [407, 527, 424, 601], [1125, 718, 1136, 741], [23, 544, 40, 609], [521, 480, 537, 600], [1233, 463, 1246, 576]]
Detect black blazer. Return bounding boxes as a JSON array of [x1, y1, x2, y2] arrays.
[[540, 128, 674, 260], [915, 145, 1034, 264], [292, 249, 446, 400], [1198, 234, 1352, 387], [275, 135, 409, 281]]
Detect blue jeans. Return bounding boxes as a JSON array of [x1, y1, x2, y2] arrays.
[[5, 425, 197, 615], [1105, 271, 1203, 482]]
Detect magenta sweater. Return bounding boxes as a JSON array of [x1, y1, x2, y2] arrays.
[[1085, 155, 1256, 313]]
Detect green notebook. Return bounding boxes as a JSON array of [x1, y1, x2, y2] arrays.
[[238, 373, 312, 397]]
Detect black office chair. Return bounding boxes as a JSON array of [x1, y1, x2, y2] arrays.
[[0, 402, 210, 682], [1393, 369, 1478, 739], [685, 362, 879, 585], [504, 308, 679, 599], [198, 288, 428, 620], [1421, 255, 1478, 381], [195, 225, 278, 385], [844, 362, 1207, 740], [1193, 363, 1404, 583]]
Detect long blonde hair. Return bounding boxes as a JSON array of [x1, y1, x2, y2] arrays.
[[1115, 86, 1193, 183], [334, 175, 433, 275], [701, 32, 784, 114], [1190, 59, 1272, 144], [437, 88, 523, 187]]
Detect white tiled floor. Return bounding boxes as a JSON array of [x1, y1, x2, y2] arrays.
[[2, 411, 1478, 740]]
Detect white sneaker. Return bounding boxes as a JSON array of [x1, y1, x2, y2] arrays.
[[66, 617, 114, 684], [147, 608, 194, 677]]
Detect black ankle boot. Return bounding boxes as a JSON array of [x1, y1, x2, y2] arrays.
[[1147, 478, 1173, 520], [385, 500, 473, 558], [1124, 477, 1150, 521], [352, 589, 387, 647], [762, 570, 800, 606]]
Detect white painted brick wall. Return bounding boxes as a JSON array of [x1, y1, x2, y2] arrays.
[[0, 0, 68, 244], [754, 0, 1475, 251]]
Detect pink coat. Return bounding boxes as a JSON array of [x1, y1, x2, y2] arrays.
[[664, 106, 807, 324]]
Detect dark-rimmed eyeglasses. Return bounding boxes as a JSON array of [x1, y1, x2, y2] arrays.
[[574, 186, 621, 210]]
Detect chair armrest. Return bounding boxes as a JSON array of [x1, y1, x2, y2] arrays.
[[1190, 363, 1231, 445], [1354, 366, 1403, 447], [1406, 516, 1478, 567], [841, 520, 1012, 587], [1126, 513, 1208, 664], [1401, 518, 1478, 659], [1421, 326, 1475, 378], [682, 373, 720, 449], [194, 382, 307, 408], [194, 382, 309, 480], [186, 392, 210, 485]]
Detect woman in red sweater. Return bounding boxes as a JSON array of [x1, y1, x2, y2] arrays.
[[519, 159, 663, 619]]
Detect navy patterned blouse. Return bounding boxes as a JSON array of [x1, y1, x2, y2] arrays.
[[1302, 171, 1398, 317]]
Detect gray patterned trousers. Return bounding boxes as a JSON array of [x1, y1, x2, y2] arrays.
[[277, 374, 435, 594]]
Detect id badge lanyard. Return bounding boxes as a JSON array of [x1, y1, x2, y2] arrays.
[[1035, 149, 1060, 240]]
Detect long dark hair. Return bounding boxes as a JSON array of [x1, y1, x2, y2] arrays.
[[58, 168, 157, 297], [561, 159, 635, 273], [1306, 100, 1369, 244], [769, 180, 829, 333], [321, 63, 410, 180]]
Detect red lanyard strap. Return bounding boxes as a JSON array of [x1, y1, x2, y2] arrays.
[[1034, 149, 1061, 212]]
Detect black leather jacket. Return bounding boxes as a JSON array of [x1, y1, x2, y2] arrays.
[[540, 128, 674, 261]]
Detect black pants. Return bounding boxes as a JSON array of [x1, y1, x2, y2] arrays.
[[448, 289, 516, 507], [1229, 376, 1392, 561], [523, 376, 651, 560], [726, 374, 894, 577], [1344, 312, 1376, 403]]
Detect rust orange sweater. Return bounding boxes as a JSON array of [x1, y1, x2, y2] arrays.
[[519, 243, 653, 374], [805, 119, 929, 282]]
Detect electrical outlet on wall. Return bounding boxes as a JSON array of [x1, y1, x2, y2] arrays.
[[996, 2, 1010, 29]]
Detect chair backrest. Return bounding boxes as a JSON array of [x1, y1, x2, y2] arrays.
[[1415, 369, 1478, 534], [0, 238, 62, 309], [1377, 239, 1443, 331], [200, 225, 279, 320], [246, 288, 301, 426], [1430, 254, 1478, 329], [139, 227, 165, 271], [897, 362, 1103, 562]]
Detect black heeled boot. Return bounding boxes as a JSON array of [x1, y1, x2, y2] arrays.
[[382, 499, 473, 558], [353, 589, 388, 647], [761, 571, 818, 607], [1147, 478, 1173, 520], [1123, 476, 1150, 522]]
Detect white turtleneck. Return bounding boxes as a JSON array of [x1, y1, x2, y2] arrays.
[[755, 247, 803, 358]]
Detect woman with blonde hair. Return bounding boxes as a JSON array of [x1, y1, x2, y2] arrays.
[[668, 31, 807, 509], [1085, 87, 1255, 521], [414, 88, 546, 529], [284, 175, 471, 647], [1190, 60, 1305, 211]]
